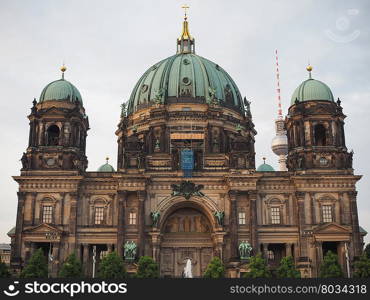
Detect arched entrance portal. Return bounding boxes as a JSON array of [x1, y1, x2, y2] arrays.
[[160, 207, 214, 277]]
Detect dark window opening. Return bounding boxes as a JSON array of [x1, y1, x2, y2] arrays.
[[314, 124, 326, 146], [322, 241, 338, 256], [47, 125, 60, 146]]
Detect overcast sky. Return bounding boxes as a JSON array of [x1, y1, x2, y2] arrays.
[[0, 0, 369, 245]]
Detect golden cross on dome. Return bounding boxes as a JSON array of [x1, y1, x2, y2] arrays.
[[182, 4, 189, 20]]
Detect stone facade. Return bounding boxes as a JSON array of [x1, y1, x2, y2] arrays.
[[9, 17, 366, 278], [9, 97, 366, 278]]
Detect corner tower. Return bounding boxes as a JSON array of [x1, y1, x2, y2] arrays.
[[286, 66, 352, 172], [22, 66, 89, 173]]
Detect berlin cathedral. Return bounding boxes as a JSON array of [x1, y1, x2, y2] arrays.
[[8, 12, 367, 278]]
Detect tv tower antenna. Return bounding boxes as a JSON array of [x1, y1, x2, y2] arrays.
[[275, 49, 283, 119], [271, 50, 288, 171]]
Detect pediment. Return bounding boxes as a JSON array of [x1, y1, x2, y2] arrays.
[[23, 223, 63, 234], [313, 223, 350, 234]]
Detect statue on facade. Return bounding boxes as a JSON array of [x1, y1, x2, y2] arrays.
[[347, 150, 354, 168], [244, 97, 252, 117], [150, 211, 160, 227], [239, 241, 252, 260], [214, 211, 225, 226], [154, 138, 160, 152], [20, 152, 29, 170], [154, 88, 165, 104], [124, 241, 137, 261], [207, 86, 218, 105], [120, 102, 127, 118]]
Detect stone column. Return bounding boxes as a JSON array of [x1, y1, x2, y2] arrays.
[[116, 191, 127, 257], [12, 192, 26, 271], [248, 191, 258, 252], [316, 241, 323, 271], [51, 242, 60, 277], [348, 191, 361, 257], [262, 243, 269, 259], [68, 193, 78, 254], [285, 243, 292, 257], [30, 192, 37, 226], [137, 190, 146, 257], [38, 122, 44, 145], [296, 192, 307, 257], [228, 190, 238, 259], [149, 230, 161, 262], [82, 244, 89, 276]]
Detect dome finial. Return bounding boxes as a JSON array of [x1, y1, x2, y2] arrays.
[[263, 157, 266, 164], [60, 63, 67, 80], [306, 64, 313, 79], [105, 156, 109, 164], [182, 4, 189, 21], [177, 4, 195, 54]]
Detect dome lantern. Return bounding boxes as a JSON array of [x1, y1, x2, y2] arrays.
[[177, 5, 195, 54]]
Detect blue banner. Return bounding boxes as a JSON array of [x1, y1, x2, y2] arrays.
[[181, 149, 194, 170]]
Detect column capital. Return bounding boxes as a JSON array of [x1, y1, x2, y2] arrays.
[[137, 190, 146, 201], [17, 191, 27, 200], [228, 190, 238, 200], [295, 191, 305, 199]]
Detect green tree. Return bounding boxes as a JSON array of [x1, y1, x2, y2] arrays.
[[203, 256, 225, 278], [244, 253, 271, 278], [58, 252, 83, 278], [276, 256, 300, 278], [0, 259, 11, 278], [353, 253, 370, 278], [319, 251, 343, 278], [20, 248, 48, 278], [97, 251, 126, 279], [364, 243, 370, 259], [135, 256, 159, 278]]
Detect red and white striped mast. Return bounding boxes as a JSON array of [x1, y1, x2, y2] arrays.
[[271, 50, 288, 171]]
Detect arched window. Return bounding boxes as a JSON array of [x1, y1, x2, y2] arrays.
[[314, 124, 326, 146], [47, 125, 60, 146]]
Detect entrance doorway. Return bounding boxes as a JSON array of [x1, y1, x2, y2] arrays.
[[160, 207, 214, 277]]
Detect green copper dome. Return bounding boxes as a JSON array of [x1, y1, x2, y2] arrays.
[[256, 162, 275, 172], [39, 78, 83, 105], [290, 68, 334, 105], [127, 53, 244, 114], [126, 18, 244, 115], [97, 162, 115, 172]]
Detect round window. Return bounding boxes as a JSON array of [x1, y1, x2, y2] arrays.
[[182, 77, 191, 85], [141, 84, 148, 93]]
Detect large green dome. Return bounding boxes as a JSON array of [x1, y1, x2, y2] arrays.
[[290, 69, 334, 105], [127, 53, 244, 114], [39, 78, 83, 105]]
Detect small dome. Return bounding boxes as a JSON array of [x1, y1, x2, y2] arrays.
[[256, 162, 275, 172], [97, 162, 115, 172], [39, 79, 83, 104], [290, 69, 334, 105]]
